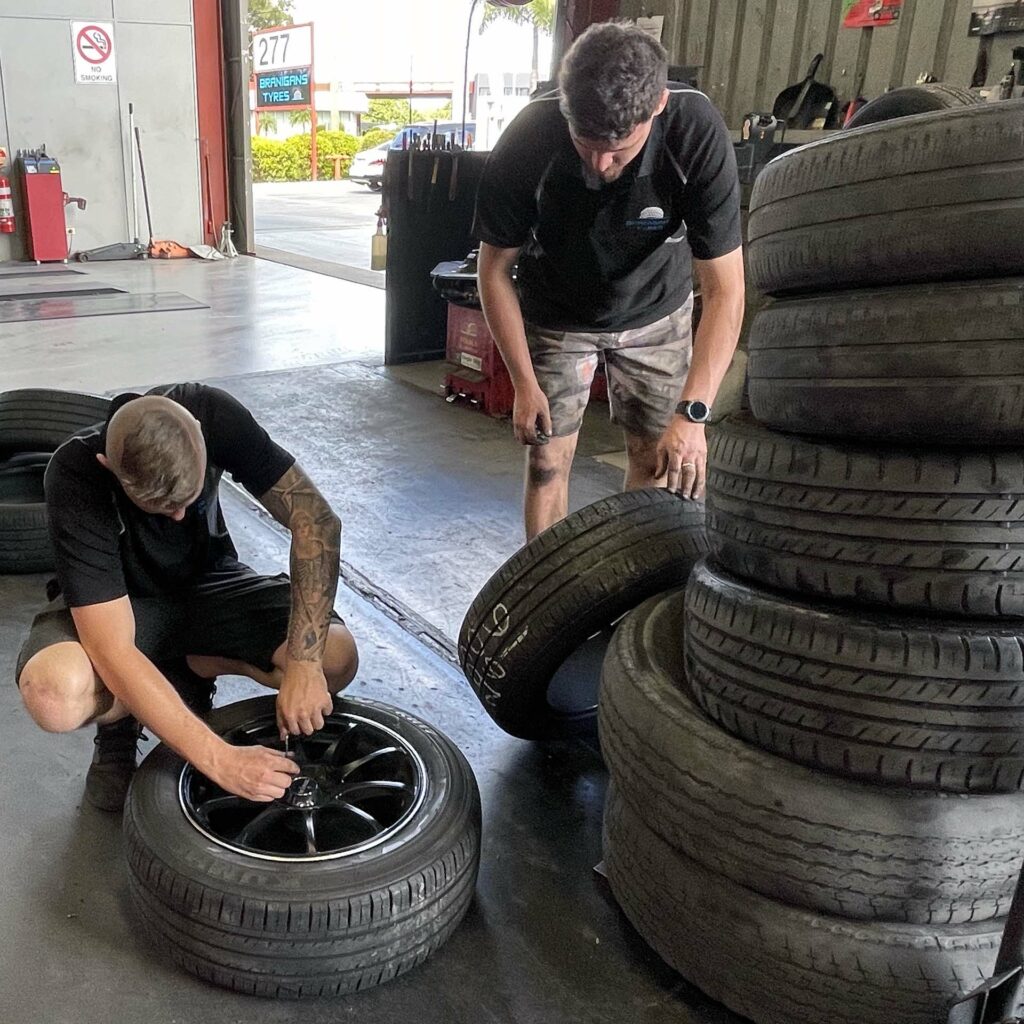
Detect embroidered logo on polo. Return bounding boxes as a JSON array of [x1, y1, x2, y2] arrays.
[[627, 205, 669, 230]]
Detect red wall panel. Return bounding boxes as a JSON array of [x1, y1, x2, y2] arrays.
[[193, 0, 230, 246]]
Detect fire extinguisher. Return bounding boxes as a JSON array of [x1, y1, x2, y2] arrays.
[[0, 177, 14, 234], [0, 148, 14, 234]]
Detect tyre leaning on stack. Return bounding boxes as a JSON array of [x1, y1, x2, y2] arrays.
[[601, 102, 1024, 1024]]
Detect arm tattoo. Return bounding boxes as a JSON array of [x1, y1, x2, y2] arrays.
[[259, 464, 342, 664]]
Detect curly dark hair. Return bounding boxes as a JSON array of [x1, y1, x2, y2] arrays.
[[558, 21, 668, 142]]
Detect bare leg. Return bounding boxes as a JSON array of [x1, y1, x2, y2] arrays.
[[623, 430, 667, 490], [524, 433, 580, 542], [19, 642, 132, 732], [187, 622, 359, 694]]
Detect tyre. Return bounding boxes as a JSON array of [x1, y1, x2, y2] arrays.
[[747, 101, 1024, 295], [685, 561, 1024, 792], [458, 489, 707, 739], [845, 83, 983, 129], [705, 414, 1024, 617], [746, 279, 1024, 445], [603, 786, 1000, 1024], [0, 388, 109, 453], [0, 462, 52, 573], [600, 591, 1024, 924], [124, 695, 481, 998]]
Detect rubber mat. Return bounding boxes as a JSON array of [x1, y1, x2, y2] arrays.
[[0, 267, 84, 279], [0, 291, 208, 324], [0, 285, 123, 300]]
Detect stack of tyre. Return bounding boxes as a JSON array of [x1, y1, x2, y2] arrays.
[[0, 388, 111, 573], [600, 100, 1024, 1024]]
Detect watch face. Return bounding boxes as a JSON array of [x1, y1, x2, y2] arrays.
[[689, 401, 709, 421]]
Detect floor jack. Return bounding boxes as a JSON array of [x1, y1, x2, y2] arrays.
[[949, 861, 1024, 1022], [76, 102, 150, 262]]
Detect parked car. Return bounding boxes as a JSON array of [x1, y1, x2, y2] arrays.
[[350, 121, 478, 191], [349, 141, 390, 191]]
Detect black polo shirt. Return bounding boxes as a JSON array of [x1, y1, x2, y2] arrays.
[[44, 383, 295, 608], [473, 85, 742, 332]]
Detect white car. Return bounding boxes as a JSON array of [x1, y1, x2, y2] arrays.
[[349, 141, 390, 191]]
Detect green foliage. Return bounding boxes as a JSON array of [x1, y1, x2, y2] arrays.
[[481, 0, 554, 32], [365, 98, 413, 128], [421, 101, 454, 121], [256, 112, 277, 136], [288, 108, 312, 128], [251, 130, 359, 182], [248, 0, 294, 32], [358, 128, 395, 151]]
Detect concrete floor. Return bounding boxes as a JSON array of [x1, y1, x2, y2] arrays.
[[254, 181, 386, 288], [0, 257, 737, 1023]]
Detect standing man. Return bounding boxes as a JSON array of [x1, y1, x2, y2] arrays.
[[16, 384, 358, 811], [474, 21, 745, 539]]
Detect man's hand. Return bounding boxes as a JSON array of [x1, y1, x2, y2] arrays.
[[277, 661, 334, 738], [206, 744, 300, 802], [656, 417, 707, 499], [513, 383, 553, 446]]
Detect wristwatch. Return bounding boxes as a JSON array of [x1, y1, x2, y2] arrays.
[[675, 400, 711, 424]]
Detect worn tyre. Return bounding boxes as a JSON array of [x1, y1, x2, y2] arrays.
[[603, 787, 1000, 1024], [458, 489, 706, 739], [600, 591, 1024, 924], [0, 388, 109, 454], [747, 279, 1024, 445], [125, 696, 480, 999], [685, 562, 1024, 792], [747, 101, 1024, 295], [845, 83, 983, 129], [0, 462, 52, 573], [705, 414, 1024, 617]]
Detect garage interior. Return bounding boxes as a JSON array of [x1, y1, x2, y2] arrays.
[[2, 1, 1024, 1023]]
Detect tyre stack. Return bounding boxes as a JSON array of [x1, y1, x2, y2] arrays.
[[0, 388, 110, 573], [600, 100, 1024, 1024]]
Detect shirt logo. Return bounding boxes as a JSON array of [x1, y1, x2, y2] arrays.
[[627, 205, 669, 230]]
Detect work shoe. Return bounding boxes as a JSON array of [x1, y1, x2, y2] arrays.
[[165, 661, 216, 718], [84, 716, 142, 812]]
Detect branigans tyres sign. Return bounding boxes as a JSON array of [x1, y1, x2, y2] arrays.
[[72, 21, 117, 84], [257, 67, 312, 107]]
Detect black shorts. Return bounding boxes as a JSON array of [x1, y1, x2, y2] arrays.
[[15, 564, 343, 686]]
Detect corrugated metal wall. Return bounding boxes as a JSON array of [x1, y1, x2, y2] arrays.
[[618, 0, 1023, 126]]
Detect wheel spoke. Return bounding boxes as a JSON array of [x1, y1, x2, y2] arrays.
[[321, 721, 359, 764], [194, 794, 249, 822], [233, 806, 285, 845], [338, 746, 399, 780], [327, 800, 385, 834], [332, 780, 409, 802], [302, 811, 318, 855]]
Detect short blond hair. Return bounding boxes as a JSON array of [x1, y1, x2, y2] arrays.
[[107, 398, 205, 508]]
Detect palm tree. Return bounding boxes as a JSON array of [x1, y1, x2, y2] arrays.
[[256, 112, 277, 136], [481, 0, 555, 90], [289, 108, 313, 130]]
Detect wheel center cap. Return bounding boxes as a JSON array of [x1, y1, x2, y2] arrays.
[[284, 775, 322, 809]]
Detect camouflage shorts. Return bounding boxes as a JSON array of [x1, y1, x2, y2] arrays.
[[526, 298, 694, 438]]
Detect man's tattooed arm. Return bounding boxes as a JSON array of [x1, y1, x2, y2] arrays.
[[259, 464, 342, 663]]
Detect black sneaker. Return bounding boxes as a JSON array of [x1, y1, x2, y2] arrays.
[[84, 716, 141, 812], [165, 662, 216, 717]]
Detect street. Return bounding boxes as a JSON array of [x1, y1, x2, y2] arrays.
[[253, 179, 384, 283]]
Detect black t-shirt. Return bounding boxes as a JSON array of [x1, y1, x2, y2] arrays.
[[45, 383, 295, 608], [472, 85, 742, 332]]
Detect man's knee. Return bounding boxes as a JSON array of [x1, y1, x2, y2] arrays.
[[527, 443, 573, 488], [19, 644, 103, 733], [324, 624, 359, 693]]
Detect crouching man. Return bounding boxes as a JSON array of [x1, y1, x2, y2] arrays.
[[16, 383, 358, 811]]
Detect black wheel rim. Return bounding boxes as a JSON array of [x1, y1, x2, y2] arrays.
[[179, 710, 426, 862]]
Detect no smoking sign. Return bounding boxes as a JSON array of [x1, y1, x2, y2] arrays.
[[71, 21, 117, 84]]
